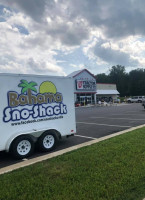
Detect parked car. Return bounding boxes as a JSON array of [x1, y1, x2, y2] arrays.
[[127, 96, 145, 103], [75, 102, 81, 107]]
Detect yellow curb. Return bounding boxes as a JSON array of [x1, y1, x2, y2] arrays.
[[1, 124, 145, 175]]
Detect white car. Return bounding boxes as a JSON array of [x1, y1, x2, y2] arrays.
[[127, 96, 144, 103]]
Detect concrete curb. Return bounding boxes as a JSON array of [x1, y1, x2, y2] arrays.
[[1, 124, 145, 175]]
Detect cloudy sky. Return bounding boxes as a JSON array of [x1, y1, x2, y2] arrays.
[[0, 0, 145, 76]]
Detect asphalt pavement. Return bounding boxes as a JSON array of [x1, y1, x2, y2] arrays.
[[1, 103, 145, 169]]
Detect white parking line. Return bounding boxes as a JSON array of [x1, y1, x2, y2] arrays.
[[90, 117, 145, 121], [75, 134, 97, 140], [77, 122, 132, 128], [111, 113, 145, 116], [125, 111, 142, 113]]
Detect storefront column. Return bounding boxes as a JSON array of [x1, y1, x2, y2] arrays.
[[94, 93, 96, 104], [74, 94, 77, 103]]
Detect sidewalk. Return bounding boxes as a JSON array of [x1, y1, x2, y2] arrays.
[[75, 103, 128, 108]]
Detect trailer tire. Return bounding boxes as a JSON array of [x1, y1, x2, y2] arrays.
[[38, 131, 57, 152], [10, 135, 34, 159]]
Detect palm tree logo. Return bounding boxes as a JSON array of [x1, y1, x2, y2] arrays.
[[18, 80, 37, 94]]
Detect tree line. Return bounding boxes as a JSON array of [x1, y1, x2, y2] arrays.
[[95, 65, 145, 97]]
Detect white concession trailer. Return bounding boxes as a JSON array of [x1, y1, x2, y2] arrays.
[[0, 73, 76, 158]]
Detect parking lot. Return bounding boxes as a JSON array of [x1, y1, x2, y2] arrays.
[[1, 103, 145, 169]]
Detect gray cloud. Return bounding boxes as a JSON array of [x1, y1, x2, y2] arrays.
[[0, 0, 48, 22], [68, 0, 145, 39], [1, 0, 90, 46], [92, 40, 139, 66], [27, 58, 65, 75], [1, 0, 145, 73], [2, 0, 145, 41], [2, 0, 145, 38], [46, 22, 89, 46]]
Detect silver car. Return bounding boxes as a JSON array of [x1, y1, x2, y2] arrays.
[[127, 96, 144, 103]]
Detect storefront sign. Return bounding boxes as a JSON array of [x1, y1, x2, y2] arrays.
[[76, 80, 96, 91]]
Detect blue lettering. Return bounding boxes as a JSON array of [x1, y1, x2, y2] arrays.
[[3, 103, 67, 123]]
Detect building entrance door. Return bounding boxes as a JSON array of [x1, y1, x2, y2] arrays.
[[80, 96, 92, 105], [86, 96, 92, 104]]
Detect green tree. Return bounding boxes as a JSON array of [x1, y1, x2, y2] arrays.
[[95, 66, 145, 96], [129, 69, 145, 96], [95, 73, 110, 83], [18, 80, 37, 94], [109, 65, 129, 96]]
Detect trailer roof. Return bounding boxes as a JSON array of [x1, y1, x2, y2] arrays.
[[0, 73, 72, 79]]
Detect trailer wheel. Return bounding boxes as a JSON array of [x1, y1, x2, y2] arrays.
[[10, 136, 34, 159], [38, 132, 57, 152]]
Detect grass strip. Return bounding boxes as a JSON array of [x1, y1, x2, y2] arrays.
[[1, 127, 145, 200]]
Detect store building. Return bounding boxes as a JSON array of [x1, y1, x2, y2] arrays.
[[96, 83, 120, 102], [68, 68, 120, 104], [67, 69, 97, 105]]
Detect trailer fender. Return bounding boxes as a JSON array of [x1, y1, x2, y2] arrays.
[[5, 132, 37, 152]]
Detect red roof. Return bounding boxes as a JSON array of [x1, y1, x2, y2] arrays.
[[72, 68, 96, 79]]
